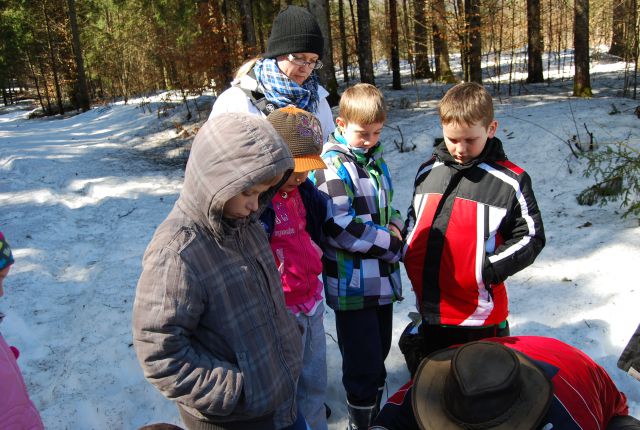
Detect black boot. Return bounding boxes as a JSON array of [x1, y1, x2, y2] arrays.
[[347, 401, 377, 430], [373, 386, 385, 418]]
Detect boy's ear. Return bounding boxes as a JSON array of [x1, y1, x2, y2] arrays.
[[487, 120, 498, 138], [335, 116, 346, 129]]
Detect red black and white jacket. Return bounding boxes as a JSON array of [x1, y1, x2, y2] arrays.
[[403, 138, 545, 326]]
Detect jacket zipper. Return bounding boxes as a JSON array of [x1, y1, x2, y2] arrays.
[[236, 226, 297, 423], [293, 195, 314, 295]]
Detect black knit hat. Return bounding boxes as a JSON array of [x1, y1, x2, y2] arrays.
[[264, 6, 324, 60]]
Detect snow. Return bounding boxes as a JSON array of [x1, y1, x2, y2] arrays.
[[1, 55, 639, 429]]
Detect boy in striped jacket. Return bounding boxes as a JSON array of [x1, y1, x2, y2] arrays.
[[403, 82, 545, 370], [312, 83, 403, 430]]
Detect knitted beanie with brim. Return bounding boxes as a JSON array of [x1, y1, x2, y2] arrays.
[[267, 106, 327, 173], [264, 6, 324, 59]]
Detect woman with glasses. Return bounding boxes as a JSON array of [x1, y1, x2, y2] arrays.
[[209, 5, 335, 143]]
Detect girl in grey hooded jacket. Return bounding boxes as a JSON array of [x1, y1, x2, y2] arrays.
[[132, 113, 303, 430]]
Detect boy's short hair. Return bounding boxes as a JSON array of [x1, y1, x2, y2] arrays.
[[438, 82, 494, 128], [339, 83, 387, 124]]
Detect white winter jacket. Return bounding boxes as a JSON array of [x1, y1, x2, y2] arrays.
[[209, 74, 335, 143]]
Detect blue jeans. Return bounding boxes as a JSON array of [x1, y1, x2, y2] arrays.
[[295, 303, 328, 430], [281, 407, 311, 430]]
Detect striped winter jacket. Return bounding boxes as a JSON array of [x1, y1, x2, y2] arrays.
[[312, 132, 403, 311], [403, 138, 545, 326]]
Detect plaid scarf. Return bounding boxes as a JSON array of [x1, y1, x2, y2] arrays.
[[254, 58, 319, 113]]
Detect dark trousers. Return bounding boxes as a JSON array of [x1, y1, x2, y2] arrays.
[[335, 304, 393, 406], [420, 320, 510, 357]]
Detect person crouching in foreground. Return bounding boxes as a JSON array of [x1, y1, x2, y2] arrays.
[[372, 336, 640, 430], [132, 113, 304, 430]]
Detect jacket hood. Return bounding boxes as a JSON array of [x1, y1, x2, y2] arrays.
[[434, 136, 507, 169], [177, 112, 294, 236]]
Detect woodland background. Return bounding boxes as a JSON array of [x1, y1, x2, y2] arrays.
[[1, 0, 639, 116], [2, 1, 640, 428]]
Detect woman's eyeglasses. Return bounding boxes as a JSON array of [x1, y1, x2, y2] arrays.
[[287, 54, 323, 70]]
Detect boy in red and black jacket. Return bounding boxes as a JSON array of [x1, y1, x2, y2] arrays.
[[403, 82, 545, 366]]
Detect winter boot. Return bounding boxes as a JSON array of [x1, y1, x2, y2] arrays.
[[373, 386, 385, 418], [346, 401, 377, 430]]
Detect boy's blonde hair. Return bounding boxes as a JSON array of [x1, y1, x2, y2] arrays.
[[339, 83, 387, 124], [438, 82, 494, 128]]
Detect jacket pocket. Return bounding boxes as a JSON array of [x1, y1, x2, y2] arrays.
[[234, 333, 292, 417]]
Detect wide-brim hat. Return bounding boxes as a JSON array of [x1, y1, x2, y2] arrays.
[[412, 341, 553, 430]]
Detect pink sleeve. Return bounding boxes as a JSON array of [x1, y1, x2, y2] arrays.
[[0, 334, 44, 429]]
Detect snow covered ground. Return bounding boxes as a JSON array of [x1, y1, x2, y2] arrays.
[[1, 54, 639, 429]]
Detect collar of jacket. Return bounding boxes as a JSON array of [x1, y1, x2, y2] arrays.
[[434, 137, 507, 171], [325, 131, 383, 163]]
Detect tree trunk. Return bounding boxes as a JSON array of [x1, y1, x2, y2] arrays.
[[431, 0, 455, 82], [413, 0, 433, 79], [348, 0, 359, 53], [207, 0, 233, 93], [255, 1, 265, 53], [43, 1, 64, 115], [67, 0, 91, 111], [338, 0, 350, 83], [37, 55, 52, 114], [455, 0, 468, 79], [389, 0, 402, 88], [465, 0, 482, 83], [307, 0, 340, 105], [384, 0, 391, 74], [356, 0, 375, 84], [609, 0, 626, 57], [526, 0, 544, 83], [401, 0, 414, 79], [26, 51, 45, 112], [624, 0, 638, 62], [240, 0, 257, 58], [573, 0, 592, 96]]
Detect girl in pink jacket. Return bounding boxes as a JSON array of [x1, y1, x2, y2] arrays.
[[260, 107, 330, 430], [1, 232, 44, 430]]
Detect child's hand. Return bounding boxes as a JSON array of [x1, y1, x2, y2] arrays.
[[388, 224, 403, 241]]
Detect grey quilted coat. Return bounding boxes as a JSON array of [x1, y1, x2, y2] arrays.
[[132, 112, 302, 428]]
